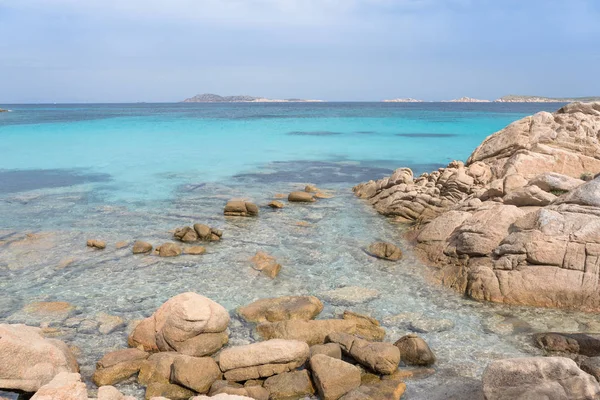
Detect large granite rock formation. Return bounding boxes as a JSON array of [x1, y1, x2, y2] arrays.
[[354, 102, 600, 311]]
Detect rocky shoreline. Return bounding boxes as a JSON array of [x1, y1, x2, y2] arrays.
[[354, 102, 600, 311]]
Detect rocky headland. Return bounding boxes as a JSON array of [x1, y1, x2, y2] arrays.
[[182, 94, 323, 103], [354, 102, 600, 312], [495, 95, 600, 103]]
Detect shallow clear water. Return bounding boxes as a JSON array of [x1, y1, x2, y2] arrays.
[[3, 102, 594, 399]]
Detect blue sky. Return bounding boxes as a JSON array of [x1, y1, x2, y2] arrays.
[[1, 0, 599, 102]]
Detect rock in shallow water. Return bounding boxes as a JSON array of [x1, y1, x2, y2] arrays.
[[328, 332, 400, 375], [250, 251, 281, 278], [394, 334, 436, 366], [224, 200, 259, 217], [482, 356, 600, 400], [288, 191, 315, 202], [133, 241, 153, 254], [257, 319, 357, 345], [367, 242, 403, 261], [157, 242, 182, 257]]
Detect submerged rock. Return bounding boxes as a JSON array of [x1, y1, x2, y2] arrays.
[[268, 200, 285, 209], [184, 246, 206, 255], [0, 324, 79, 392], [237, 295, 323, 323], [250, 251, 282, 278], [367, 242, 402, 261], [320, 286, 380, 306], [482, 356, 600, 400], [340, 380, 406, 400]]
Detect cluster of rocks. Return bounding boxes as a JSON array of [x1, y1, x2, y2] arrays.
[[0, 292, 441, 399], [354, 102, 600, 311]]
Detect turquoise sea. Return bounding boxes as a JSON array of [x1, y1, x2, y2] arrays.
[[3, 102, 594, 399]]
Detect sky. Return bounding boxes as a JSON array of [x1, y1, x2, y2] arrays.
[[0, 0, 599, 103]]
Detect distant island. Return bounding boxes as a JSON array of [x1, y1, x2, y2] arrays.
[[494, 95, 600, 103], [182, 93, 323, 103], [382, 98, 423, 103], [443, 97, 490, 103]]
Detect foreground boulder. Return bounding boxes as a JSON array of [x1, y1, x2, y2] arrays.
[[0, 324, 78, 392], [257, 319, 357, 345], [328, 332, 400, 374], [224, 200, 259, 217], [237, 296, 323, 323], [170, 355, 221, 394], [310, 354, 361, 400], [128, 292, 229, 356], [482, 357, 600, 400], [354, 102, 600, 311], [263, 370, 315, 399], [208, 381, 268, 399], [534, 332, 600, 356], [218, 339, 309, 381], [30, 372, 88, 400]]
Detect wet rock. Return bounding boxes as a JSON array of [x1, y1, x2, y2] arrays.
[[184, 246, 206, 255], [305, 184, 318, 193], [315, 192, 334, 199], [328, 332, 400, 375], [382, 367, 436, 381], [367, 242, 402, 261], [580, 357, 600, 382], [268, 201, 284, 209], [96, 312, 125, 335], [115, 241, 129, 249], [263, 370, 315, 399], [340, 380, 406, 400], [92, 348, 149, 386], [30, 372, 87, 400], [128, 292, 229, 355], [310, 343, 342, 359], [482, 356, 600, 400], [288, 192, 315, 202], [224, 200, 259, 217], [257, 319, 357, 345], [173, 226, 199, 242], [237, 296, 323, 323], [250, 251, 282, 279], [218, 339, 309, 381], [320, 286, 380, 306], [310, 354, 361, 400], [393, 334, 436, 366], [193, 224, 222, 241], [383, 312, 454, 333], [157, 243, 182, 257], [170, 355, 221, 394], [133, 241, 153, 254], [533, 333, 600, 356], [192, 395, 254, 400], [87, 239, 106, 249], [0, 324, 78, 392], [342, 311, 386, 341], [145, 382, 196, 400]]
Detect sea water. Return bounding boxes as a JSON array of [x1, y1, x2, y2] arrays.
[[2, 102, 594, 399]]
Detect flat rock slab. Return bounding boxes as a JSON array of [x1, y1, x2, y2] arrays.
[[237, 295, 323, 323]]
